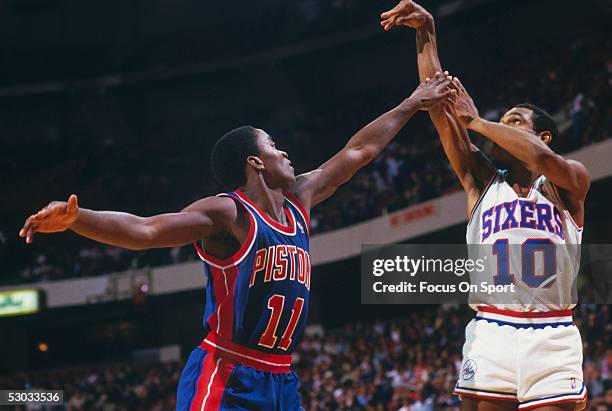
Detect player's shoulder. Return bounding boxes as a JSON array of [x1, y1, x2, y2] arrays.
[[286, 173, 317, 213], [182, 194, 243, 226]]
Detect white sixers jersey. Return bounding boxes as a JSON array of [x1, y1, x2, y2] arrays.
[[467, 170, 582, 312]]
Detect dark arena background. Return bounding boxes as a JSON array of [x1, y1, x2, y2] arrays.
[[1, 0, 610, 410]]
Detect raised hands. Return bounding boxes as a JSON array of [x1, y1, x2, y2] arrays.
[[447, 77, 480, 127], [380, 0, 433, 31], [19, 194, 80, 244], [409, 72, 455, 111]]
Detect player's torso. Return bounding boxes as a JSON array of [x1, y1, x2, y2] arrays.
[[467, 170, 582, 311], [195, 190, 311, 355]]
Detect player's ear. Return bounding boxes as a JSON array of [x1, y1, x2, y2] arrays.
[[246, 155, 265, 171], [538, 130, 552, 145]]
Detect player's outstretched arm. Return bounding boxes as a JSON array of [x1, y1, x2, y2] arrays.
[[381, 0, 494, 216], [291, 75, 453, 209], [19, 194, 238, 250], [450, 78, 590, 198]]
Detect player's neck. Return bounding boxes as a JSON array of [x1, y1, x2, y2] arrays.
[[240, 182, 286, 222], [507, 164, 540, 194]]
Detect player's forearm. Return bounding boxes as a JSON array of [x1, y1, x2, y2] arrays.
[[343, 97, 420, 162], [416, 22, 441, 81], [70, 209, 156, 250], [415, 23, 474, 186], [468, 117, 550, 168]]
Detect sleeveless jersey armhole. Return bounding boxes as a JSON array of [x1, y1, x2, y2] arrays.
[[193, 193, 258, 269]]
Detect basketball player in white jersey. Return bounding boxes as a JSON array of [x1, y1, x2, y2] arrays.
[[381, 1, 591, 410]]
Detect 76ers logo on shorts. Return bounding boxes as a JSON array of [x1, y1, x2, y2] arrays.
[[461, 359, 477, 380]]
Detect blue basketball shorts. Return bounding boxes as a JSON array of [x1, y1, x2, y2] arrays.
[[176, 336, 303, 411]]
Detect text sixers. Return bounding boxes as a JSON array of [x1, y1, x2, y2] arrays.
[[481, 199, 563, 242], [249, 245, 311, 290]]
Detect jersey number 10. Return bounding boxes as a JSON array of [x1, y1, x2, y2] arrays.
[[492, 238, 556, 288]]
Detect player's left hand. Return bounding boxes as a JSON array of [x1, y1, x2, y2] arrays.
[[448, 77, 480, 126], [380, 0, 433, 31], [408, 72, 455, 111]]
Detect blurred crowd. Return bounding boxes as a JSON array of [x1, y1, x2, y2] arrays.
[[2, 30, 609, 285], [2, 305, 610, 411]]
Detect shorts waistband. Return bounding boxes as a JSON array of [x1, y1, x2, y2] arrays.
[[200, 333, 292, 373], [476, 306, 574, 327]]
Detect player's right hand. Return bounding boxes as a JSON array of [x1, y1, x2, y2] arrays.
[[19, 194, 80, 244], [409, 72, 455, 111], [380, 0, 432, 31]]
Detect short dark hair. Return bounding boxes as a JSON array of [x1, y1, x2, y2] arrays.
[[514, 103, 559, 141], [210, 126, 261, 190]]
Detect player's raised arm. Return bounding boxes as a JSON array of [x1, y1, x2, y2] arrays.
[[18, 194, 238, 250], [381, 0, 494, 216], [290, 75, 453, 209], [450, 77, 590, 199]]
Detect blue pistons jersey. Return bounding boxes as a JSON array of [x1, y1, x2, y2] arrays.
[[194, 190, 311, 356]]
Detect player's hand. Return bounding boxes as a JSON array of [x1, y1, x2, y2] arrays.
[[448, 77, 480, 127], [380, 0, 433, 31], [408, 72, 455, 111], [19, 194, 80, 244]]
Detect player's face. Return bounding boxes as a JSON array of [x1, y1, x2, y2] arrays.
[[490, 107, 537, 165], [255, 130, 296, 190]]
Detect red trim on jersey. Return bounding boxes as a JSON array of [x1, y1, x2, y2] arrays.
[[201, 332, 292, 373], [477, 306, 573, 318], [190, 355, 233, 411], [284, 191, 310, 234], [206, 266, 229, 335], [193, 195, 257, 268], [467, 172, 498, 226], [564, 210, 584, 230], [214, 266, 239, 339], [234, 189, 296, 235], [519, 389, 587, 410]]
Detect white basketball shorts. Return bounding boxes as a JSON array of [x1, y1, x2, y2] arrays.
[[454, 307, 587, 410]]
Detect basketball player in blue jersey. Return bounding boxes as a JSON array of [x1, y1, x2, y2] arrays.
[[19, 76, 452, 410], [382, 2, 591, 410]]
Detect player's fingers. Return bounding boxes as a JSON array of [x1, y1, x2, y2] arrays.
[[26, 224, 38, 244], [448, 79, 460, 91], [19, 217, 32, 238], [37, 207, 53, 218], [20, 215, 38, 235], [396, 12, 421, 27], [67, 194, 78, 214], [454, 77, 467, 93], [380, 18, 391, 30], [383, 16, 397, 31], [381, 4, 405, 19], [430, 74, 443, 85], [434, 74, 450, 85], [439, 89, 454, 98], [396, 16, 417, 25]]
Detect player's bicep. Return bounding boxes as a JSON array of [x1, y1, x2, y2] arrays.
[[537, 156, 590, 198], [143, 197, 238, 247], [292, 148, 367, 208]]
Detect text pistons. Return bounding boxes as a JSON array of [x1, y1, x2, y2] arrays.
[[249, 245, 311, 290]]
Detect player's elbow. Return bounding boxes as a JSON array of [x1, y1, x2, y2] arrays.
[[131, 220, 159, 250], [352, 145, 377, 167]]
